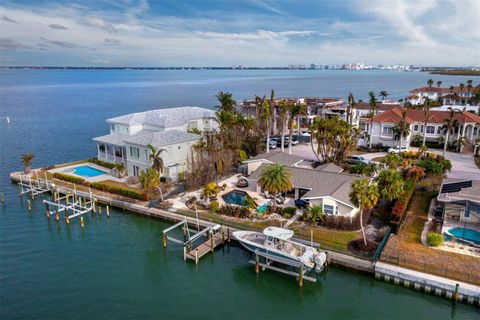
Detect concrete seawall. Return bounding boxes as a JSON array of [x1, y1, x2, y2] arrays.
[[9, 172, 480, 305]]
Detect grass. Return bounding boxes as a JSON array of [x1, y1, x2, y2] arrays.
[[381, 180, 480, 285]]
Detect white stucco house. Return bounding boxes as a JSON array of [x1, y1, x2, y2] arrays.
[[407, 85, 479, 112], [93, 106, 218, 178], [364, 107, 480, 151]]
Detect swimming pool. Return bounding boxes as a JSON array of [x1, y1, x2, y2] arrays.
[[222, 190, 255, 207], [446, 227, 480, 245], [64, 165, 107, 178]]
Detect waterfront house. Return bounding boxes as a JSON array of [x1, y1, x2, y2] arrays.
[[93, 107, 217, 178], [242, 151, 304, 175], [407, 85, 479, 112], [364, 107, 480, 151], [437, 179, 480, 224], [247, 164, 361, 217]]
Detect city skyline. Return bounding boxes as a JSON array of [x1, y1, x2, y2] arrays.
[[1, 0, 479, 67]]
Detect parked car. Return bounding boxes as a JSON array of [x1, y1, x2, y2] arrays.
[[276, 138, 289, 147], [285, 136, 299, 145], [268, 139, 277, 149], [294, 198, 309, 209], [387, 146, 409, 154], [346, 155, 370, 165]]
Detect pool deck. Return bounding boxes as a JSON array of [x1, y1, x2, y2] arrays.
[[48, 162, 125, 183]]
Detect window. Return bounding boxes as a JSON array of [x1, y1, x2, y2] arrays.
[[144, 150, 148, 161], [133, 165, 140, 177], [187, 121, 198, 130], [335, 206, 339, 215], [426, 126, 435, 134], [99, 144, 106, 152], [413, 124, 419, 131], [129, 146, 139, 158], [474, 128, 478, 136], [437, 126, 442, 134], [382, 126, 393, 136], [420, 125, 424, 133], [324, 204, 334, 215]]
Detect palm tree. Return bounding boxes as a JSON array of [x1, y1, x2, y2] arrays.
[[303, 205, 324, 224], [368, 91, 378, 148], [347, 92, 355, 125], [422, 97, 432, 146], [258, 164, 293, 208], [427, 79, 434, 88], [393, 110, 410, 149], [278, 100, 289, 152], [216, 91, 236, 113], [466, 80, 473, 94], [349, 179, 379, 246], [21, 153, 34, 174], [139, 167, 160, 190], [147, 144, 167, 174], [260, 98, 271, 154], [459, 83, 465, 92], [288, 104, 305, 155], [379, 90, 389, 101], [441, 107, 459, 156], [436, 80, 442, 88], [384, 153, 403, 170], [376, 169, 404, 201]]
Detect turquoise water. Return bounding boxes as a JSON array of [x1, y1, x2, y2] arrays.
[[222, 190, 251, 206], [1, 70, 479, 319], [448, 227, 480, 245], [65, 165, 106, 178]]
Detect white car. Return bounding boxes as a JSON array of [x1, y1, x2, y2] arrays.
[[388, 146, 409, 154], [285, 136, 299, 145], [268, 139, 277, 149]]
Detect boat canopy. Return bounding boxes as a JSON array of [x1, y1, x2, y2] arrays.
[[263, 227, 294, 240]]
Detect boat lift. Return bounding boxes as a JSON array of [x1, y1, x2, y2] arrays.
[[42, 184, 96, 225], [162, 218, 228, 264], [18, 171, 52, 199]]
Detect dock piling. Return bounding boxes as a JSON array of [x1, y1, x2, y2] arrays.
[[195, 249, 198, 265], [80, 216, 84, 228], [255, 250, 260, 275], [163, 233, 167, 249], [183, 246, 187, 261], [1, 191, 4, 205], [55, 210, 59, 221], [299, 265, 304, 287], [27, 199, 31, 211], [106, 205, 110, 217], [453, 283, 459, 304], [65, 208, 70, 224], [210, 232, 214, 253]]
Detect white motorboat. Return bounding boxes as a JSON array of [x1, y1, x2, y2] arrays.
[[233, 227, 327, 272]]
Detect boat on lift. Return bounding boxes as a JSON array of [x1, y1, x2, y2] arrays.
[[233, 227, 327, 272]]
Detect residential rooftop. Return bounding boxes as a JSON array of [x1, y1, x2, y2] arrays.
[[245, 151, 304, 167], [371, 107, 480, 124]]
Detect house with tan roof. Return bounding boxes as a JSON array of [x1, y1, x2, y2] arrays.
[[365, 107, 480, 151]]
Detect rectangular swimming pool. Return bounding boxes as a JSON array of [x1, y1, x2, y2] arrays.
[[64, 165, 107, 178]]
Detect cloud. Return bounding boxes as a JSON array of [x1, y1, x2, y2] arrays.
[[104, 38, 122, 45], [2, 15, 18, 23], [83, 17, 118, 33], [0, 38, 31, 51], [50, 40, 80, 48], [196, 30, 315, 41], [48, 23, 68, 30]]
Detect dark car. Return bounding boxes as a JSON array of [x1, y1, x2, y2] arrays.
[[294, 198, 309, 208]]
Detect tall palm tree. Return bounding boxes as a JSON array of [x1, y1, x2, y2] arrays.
[[427, 79, 434, 88], [459, 83, 465, 92], [347, 92, 355, 125], [258, 164, 293, 208], [215, 91, 236, 113], [436, 80, 442, 88], [422, 97, 432, 146], [21, 153, 34, 174], [441, 107, 459, 156], [393, 110, 410, 149], [466, 80, 473, 95], [147, 144, 167, 174], [368, 91, 378, 148], [278, 100, 289, 152], [379, 90, 389, 101], [262, 98, 271, 154], [139, 167, 160, 190], [376, 169, 404, 201], [288, 104, 305, 155], [349, 179, 379, 246]]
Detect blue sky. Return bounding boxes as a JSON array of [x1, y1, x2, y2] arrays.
[[0, 0, 479, 66]]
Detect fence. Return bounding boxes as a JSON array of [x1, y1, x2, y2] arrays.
[[381, 254, 480, 285], [372, 227, 391, 261]]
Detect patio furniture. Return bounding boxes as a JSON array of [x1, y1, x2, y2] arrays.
[[276, 195, 286, 205], [236, 178, 249, 188]]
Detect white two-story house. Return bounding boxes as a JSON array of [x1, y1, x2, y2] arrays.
[[93, 107, 218, 178], [407, 85, 479, 112], [366, 107, 480, 151]]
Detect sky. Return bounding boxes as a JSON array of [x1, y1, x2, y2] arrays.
[[0, 0, 479, 67]]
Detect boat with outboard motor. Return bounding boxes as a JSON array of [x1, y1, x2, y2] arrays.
[[233, 227, 327, 272]]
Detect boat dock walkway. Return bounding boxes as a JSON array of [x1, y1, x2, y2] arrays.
[[185, 232, 225, 262]]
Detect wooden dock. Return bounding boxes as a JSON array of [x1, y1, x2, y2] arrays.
[[185, 232, 225, 262]]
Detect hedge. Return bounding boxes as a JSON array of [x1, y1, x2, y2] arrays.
[[88, 158, 116, 169], [89, 182, 147, 201], [281, 207, 296, 218], [390, 179, 415, 227], [53, 172, 86, 184], [427, 232, 444, 247]]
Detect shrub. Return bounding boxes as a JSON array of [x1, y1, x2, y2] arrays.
[[89, 182, 147, 201], [281, 207, 296, 218], [210, 200, 219, 213], [401, 151, 420, 159], [410, 134, 423, 147], [319, 214, 360, 231], [390, 179, 415, 226], [218, 204, 250, 218], [349, 163, 377, 176], [88, 158, 116, 169], [53, 172, 85, 184], [417, 159, 444, 175], [403, 165, 426, 182], [427, 232, 444, 247]]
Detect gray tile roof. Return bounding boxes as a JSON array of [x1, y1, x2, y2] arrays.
[[123, 129, 201, 147], [249, 164, 360, 207], [92, 129, 155, 146], [245, 151, 304, 166], [315, 163, 344, 173], [106, 106, 216, 128]]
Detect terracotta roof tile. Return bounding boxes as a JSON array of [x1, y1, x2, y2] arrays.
[[371, 107, 480, 124]]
